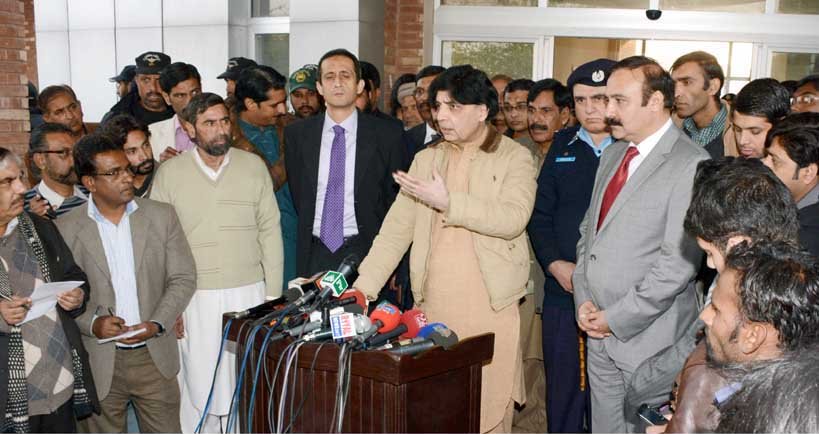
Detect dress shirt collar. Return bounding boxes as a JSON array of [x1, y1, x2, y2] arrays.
[[192, 147, 232, 181], [323, 109, 358, 135], [37, 180, 87, 209], [2, 217, 18, 237], [576, 127, 614, 154], [87, 195, 138, 225], [798, 183, 819, 209], [630, 118, 673, 156]]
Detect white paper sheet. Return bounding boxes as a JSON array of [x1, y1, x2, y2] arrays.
[[19, 280, 84, 324], [97, 328, 147, 344]]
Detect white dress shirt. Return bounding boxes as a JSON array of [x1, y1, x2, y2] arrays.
[[627, 118, 673, 180], [424, 123, 437, 145], [37, 180, 87, 209], [87, 197, 141, 330], [313, 110, 359, 238], [192, 147, 231, 181]]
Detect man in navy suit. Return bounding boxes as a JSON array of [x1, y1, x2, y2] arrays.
[[528, 58, 616, 433], [284, 49, 405, 278]]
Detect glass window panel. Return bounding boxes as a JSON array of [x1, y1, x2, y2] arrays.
[[548, 0, 647, 8], [726, 79, 748, 95], [441, 0, 537, 5], [771, 52, 819, 82], [251, 0, 289, 17], [778, 0, 819, 14], [729, 43, 753, 78], [553, 37, 641, 84], [442, 41, 534, 79], [644, 40, 730, 72], [659, 0, 764, 13], [255, 34, 289, 76]]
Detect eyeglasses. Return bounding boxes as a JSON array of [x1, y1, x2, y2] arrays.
[[503, 103, 529, 114], [93, 167, 132, 179], [33, 149, 72, 159], [791, 94, 817, 106]]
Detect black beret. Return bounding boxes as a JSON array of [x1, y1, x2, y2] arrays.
[[567, 58, 617, 90]]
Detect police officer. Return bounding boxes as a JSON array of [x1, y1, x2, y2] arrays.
[[527, 58, 616, 433], [217, 57, 257, 98], [101, 52, 174, 126], [109, 65, 136, 99], [288, 64, 324, 119]]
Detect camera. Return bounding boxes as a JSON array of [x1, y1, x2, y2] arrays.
[[646, 9, 662, 20]]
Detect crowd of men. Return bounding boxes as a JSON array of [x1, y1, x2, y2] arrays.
[[2, 44, 819, 433]]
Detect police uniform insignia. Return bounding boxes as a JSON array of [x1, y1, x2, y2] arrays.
[[592, 70, 605, 83], [143, 53, 160, 66], [295, 71, 307, 83], [227, 60, 238, 69]]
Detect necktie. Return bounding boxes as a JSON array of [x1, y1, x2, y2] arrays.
[[597, 146, 639, 231], [320, 125, 347, 253]]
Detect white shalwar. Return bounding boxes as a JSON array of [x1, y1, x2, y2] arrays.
[[179, 281, 265, 433]]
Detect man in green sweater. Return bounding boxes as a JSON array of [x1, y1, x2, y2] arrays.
[[150, 92, 283, 432]]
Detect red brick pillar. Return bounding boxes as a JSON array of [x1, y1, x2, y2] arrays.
[[0, 0, 31, 157], [384, 0, 426, 113]]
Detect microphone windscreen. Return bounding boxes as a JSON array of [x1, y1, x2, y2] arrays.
[[417, 322, 446, 339], [337, 254, 361, 279], [400, 309, 427, 339], [338, 289, 367, 310], [428, 325, 459, 349], [369, 302, 401, 333]]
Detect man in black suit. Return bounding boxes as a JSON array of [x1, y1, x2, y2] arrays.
[[284, 48, 405, 277], [761, 112, 819, 256], [404, 65, 445, 163]]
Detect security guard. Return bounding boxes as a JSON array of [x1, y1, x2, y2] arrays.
[[527, 58, 616, 433], [217, 57, 257, 98], [101, 51, 174, 126]]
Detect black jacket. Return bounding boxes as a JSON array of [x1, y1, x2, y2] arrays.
[[799, 202, 819, 257], [284, 111, 406, 276], [0, 213, 99, 417], [100, 91, 173, 126], [528, 126, 601, 310]]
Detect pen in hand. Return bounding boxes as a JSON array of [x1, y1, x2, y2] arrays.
[[0, 293, 30, 311]]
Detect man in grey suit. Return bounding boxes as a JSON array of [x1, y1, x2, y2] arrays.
[[572, 56, 709, 432], [58, 134, 196, 432]]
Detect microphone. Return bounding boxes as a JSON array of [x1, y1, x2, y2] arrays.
[[228, 291, 297, 319], [336, 289, 368, 311], [303, 313, 371, 342], [366, 308, 426, 348], [314, 254, 361, 305], [387, 323, 459, 356], [284, 303, 363, 337], [355, 301, 401, 345], [289, 255, 361, 311]]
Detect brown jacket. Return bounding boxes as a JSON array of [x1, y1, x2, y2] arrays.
[[666, 341, 725, 433], [354, 128, 537, 311]]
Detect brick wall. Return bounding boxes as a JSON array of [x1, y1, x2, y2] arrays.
[[0, 0, 30, 156], [383, 0, 425, 113]]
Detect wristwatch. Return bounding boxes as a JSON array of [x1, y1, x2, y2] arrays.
[[150, 320, 165, 338]]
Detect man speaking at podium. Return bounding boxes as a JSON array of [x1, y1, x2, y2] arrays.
[[353, 65, 537, 433], [151, 92, 283, 432]]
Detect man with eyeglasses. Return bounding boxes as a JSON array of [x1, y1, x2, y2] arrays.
[[503, 79, 536, 146], [528, 59, 615, 433], [24, 123, 88, 219], [57, 134, 195, 433], [39, 84, 91, 141], [791, 75, 819, 113], [404, 65, 446, 162], [526, 79, 572, 167]]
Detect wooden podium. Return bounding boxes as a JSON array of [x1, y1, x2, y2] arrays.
[[225, 315, 494, 433]]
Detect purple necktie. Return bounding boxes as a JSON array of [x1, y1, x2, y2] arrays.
[[320, 125, 346, 252]]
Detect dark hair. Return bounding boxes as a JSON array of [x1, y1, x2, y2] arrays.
[[318, 48, 362, 83], [733, 78, 790, 124], [73, 133, 122, 179], [360, 61, 381, 89], [527, 79, 572, 110], [29, 122, 73, 153], [37, 85, 78, 114], [415, 65, 446, 82], [389, 73, 416, 117], [611, 56, 675, 109], [684, 157, 799, 251], [765, 113, 819, 169], [97, 114, 150, 148], [781, 80, 799, 95], [671, 51, 725, 104], [725, 240, 819, 352], [795, 74, 819, 93], [158, 62, 201, 94], [504, 78, 535, 99], [181, 92, 226, 126], [234, 66, 287, 113], [716, 347, 819, 433], [427, 65, 499, 121]]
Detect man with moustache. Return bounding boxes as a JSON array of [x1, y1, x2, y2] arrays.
[[405, 65, 446, 160], [284, 48, 404, 278], [24, 123, 88, 218], [149, 62, 202, 163], [101, 52, 175, 126], [491, 74, 512, 133], [572, 56, 709, 432], [730, 78, 790, 159], [288, 65, 323, 119], [526, 79, 571, 166], [151, 92, 283, 432], [503, 79, 536, 146], [529, 58, 615, 433], [671, 51, 736, 158], [110, 65, 136, 100], [39, 85, 92, 141], [100, 114, 158, 197]]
